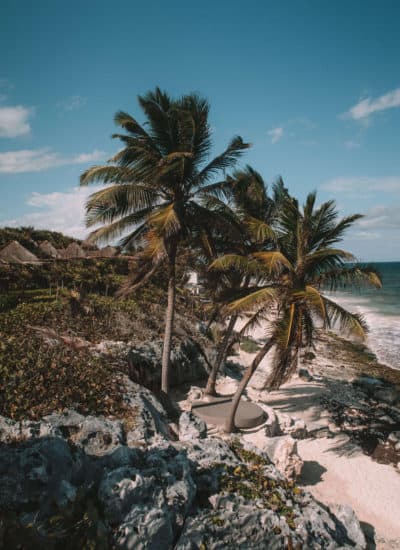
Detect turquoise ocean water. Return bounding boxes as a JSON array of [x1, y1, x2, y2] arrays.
[[330, 262, 400, 369]]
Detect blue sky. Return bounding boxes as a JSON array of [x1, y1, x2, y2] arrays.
[[0, 0, 399, 260]]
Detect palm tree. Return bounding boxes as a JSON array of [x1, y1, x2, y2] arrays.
[[212, 192, 382, 432], [80, 88, 249, 396], [203, 167, 289, 396]]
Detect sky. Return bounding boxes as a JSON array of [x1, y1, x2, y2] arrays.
[[0, 0, 399, 261]]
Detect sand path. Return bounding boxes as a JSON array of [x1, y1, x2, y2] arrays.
[[263, 380, 400, 548]]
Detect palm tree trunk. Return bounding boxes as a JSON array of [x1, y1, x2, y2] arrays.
[[161, 243, 177, 396], [204, 314, 238, 396], [224, 338, 274, 433]]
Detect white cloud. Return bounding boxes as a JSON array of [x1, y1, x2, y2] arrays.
[[267, 127, 284, 144], [344, 88, 400, 121], [2, 186, 103, 239], [0, 148, 105, 173], [357, 204, 400, 230], [321, 176, 400, 194], [0, 105, 33, 137], [57, 95, 86, 112]]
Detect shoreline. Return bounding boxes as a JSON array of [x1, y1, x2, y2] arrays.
[[218, 328, 400, 548]]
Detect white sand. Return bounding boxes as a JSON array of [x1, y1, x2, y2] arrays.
[[223, 317, 400, 547], [262, 380, 400, 548]]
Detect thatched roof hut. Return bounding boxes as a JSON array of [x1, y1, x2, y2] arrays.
[[38, 240, 61, 259], [64, 242, 86, 259], [0, 241, 41, 264], [86, 246, 119, 259], [81, 239, 98, 251]]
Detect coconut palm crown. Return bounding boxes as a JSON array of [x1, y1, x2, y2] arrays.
[[211, 191, 382, 431], [80, 88, 250, 395]]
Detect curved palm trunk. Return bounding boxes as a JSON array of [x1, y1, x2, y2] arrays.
[[161, 244, 177, 396], [224, 338, 275, 433], [204, 314, 238, 396]]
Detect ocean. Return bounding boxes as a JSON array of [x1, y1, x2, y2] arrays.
[[329, 262, 400, 370]]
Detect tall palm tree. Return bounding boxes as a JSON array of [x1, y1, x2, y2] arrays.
[[212, 192, 382, 432], [80, 88, 249, 396], [203, 167, 289, 396]]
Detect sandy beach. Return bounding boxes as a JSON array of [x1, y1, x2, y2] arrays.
[[203, 318, 400, 549]]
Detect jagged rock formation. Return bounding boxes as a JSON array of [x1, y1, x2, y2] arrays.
[[0, 379, 367, 549]]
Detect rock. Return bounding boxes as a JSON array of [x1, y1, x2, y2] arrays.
[[286, 419, 307, 439], [330, 504, 367, 548], [0, 384, 367, 549], [395, 442, 400, 451], [374, 386, 399, 405], [388, 431, 400, 444], [127, 339, 210, 390], [298, 368, 313, 381], [0, 416, 61, 443], [378, 414, 396, 424], [307, 421, 331, 438], [303, 351, 316, 361], [261, 435, 303, 480], [262, 405, 280, 437], [179, 411, 207, 441]]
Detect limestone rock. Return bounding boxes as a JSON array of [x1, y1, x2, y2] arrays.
[[179, 411, 207, 441], [261, 435, 303, 480], [330, 504, 367, 549]]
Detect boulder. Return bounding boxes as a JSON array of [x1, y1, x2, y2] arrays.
[[330, 504, 367, 549], [179, 411, 207, 441], [261, 435, 303, 480], [298, 368, 313, 381], [127, 340, 210, 390]]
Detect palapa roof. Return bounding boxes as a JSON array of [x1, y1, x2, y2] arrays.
[[0, 241, 41, 264], [64, 242, 86, 259], [87, 246, 119, 258], [38, 240, 61, 259]]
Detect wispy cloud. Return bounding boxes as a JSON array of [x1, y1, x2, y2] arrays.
[[0, 106, 33, 137], [321, 176, 400, 194], [357, 204, 400, 230], [1, 186, 103, 239], [57, 95, 86, 112], [267, 127, 284, 144], [344, 140, 361, 150], [0, 148, 105, 173], [344, 87, 400, 121]]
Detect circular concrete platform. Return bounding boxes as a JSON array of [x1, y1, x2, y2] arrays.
[[191, 396, 266, 429]]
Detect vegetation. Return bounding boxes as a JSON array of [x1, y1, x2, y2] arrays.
[[80, 88, 249, 396], [0, 226, 77, 252], [211, 192, 382, 431], [0, 89, 385, 434]]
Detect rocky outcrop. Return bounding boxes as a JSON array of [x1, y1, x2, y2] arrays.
[[178, 411, 207, 441], [261, 435, 304, 480], [127, 339, 211, 390], [0, 382, 367, 549]]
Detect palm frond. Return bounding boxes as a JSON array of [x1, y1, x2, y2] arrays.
[[315, 264, 382, 291], [322, 296, 368, 339]]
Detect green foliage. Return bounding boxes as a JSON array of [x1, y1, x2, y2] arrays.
[[213, 442, 302, 531], [240, 336, 261, 354], [0, 258, 130, 298], [0, 324, 128, 420]]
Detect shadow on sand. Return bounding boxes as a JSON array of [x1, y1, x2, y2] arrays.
[[298, 460, 327, 486]]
